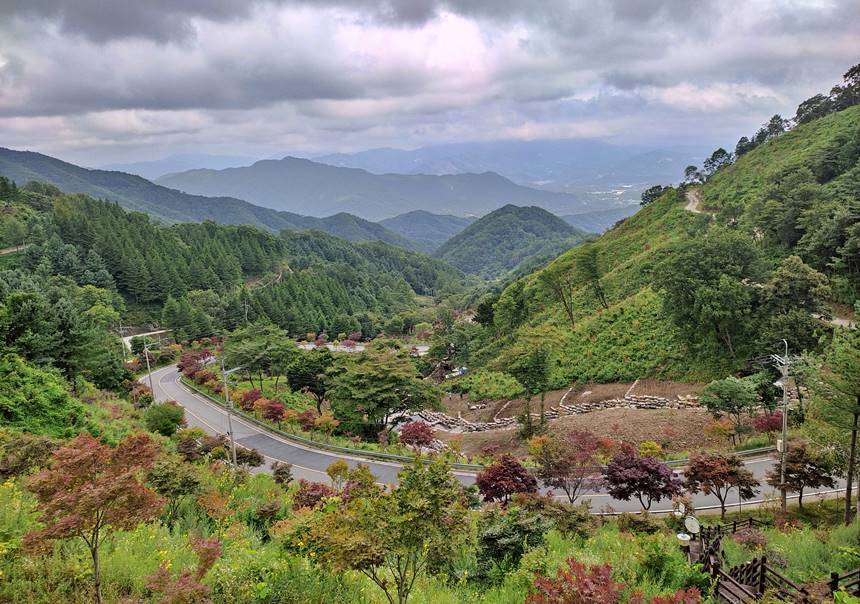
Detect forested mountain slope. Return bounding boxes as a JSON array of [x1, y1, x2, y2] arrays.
[[0, 148, 417, 249], [434, 205, 589, 279], [0, 183, 467, 340], [379, 210, 475, 252], [476, 104, 860, 385]]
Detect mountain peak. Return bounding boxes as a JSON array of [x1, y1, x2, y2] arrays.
[[434, 204, 586, 278]]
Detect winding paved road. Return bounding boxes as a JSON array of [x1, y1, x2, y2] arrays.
[[146, 364, 845, 515]]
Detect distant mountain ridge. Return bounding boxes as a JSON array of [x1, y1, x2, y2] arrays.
[[155, 156, 603, 220], [434, 204, 588, 279], [314, 138, 709, 203], [562, 206, 639, 233], [378, 211, 475, 252], [0, 147, 417, 249], [100, 153, 257, 181]]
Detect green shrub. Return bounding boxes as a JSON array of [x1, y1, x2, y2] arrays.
[[457, 370, 525, 400], [0, 354, 85, 438], [617, 512, 664, 535], [144, 402, 185, 437]]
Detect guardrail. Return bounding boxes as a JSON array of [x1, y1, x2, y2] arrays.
[[180, 378, 486, 471], [166, 370, 776, 473], [663, 446, 776, 467]]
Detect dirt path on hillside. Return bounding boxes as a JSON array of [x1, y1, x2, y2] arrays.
[[684, 188, 705, 213], [0, 244, 29, 255]]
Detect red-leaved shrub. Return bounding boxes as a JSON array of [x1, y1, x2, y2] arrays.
[[399, 421, 434, 448], [753, 411, 783, 435], [293, 480, 337, 510], [297, 409, 317, 432], [527, 558, 625, 604], [238, 388, 262, 412]]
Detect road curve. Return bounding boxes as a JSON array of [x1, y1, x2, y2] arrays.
[[146, 364, 845, 514]]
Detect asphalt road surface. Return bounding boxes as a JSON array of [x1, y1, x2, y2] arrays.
[[146, 364, 845, 515]]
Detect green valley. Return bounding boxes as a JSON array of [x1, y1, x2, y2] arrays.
[[1, 13, 859, 603]]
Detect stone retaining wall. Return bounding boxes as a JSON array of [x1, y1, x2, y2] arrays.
[[416, 393, 699, 433]]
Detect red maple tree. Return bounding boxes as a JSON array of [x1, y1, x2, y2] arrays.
[[24, 433, 165, 604], [685, 452, 758, 519], [399, 421, 435, 448], [532, 431, 602, 504], [602, 447, 683, 510], [475, 454, 538, 503], [261, 399, 286, 425], [752, 411, 783, 435]]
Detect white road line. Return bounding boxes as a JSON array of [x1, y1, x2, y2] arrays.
[[154, 369, 329, 478]]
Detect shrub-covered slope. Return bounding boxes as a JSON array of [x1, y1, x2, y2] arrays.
[[480, 105, 860, 385]]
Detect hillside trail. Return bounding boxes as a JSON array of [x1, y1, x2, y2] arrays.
[[0, 243, 30, 255], [684, 188, 854, 330], [684, 188, 705, 213]]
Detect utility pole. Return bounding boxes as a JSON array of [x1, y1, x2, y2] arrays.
[[117, 320, 127, 363], [771, 339, 791, 514], [143, 337, 155, 396], [221, 358, 241, 466]]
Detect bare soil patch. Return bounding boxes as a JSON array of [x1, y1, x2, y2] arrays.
[[549, 407, 721, 452], [438, 407, 723, 459], [435, 427, 528, 459], [628, 379, 704, 399]]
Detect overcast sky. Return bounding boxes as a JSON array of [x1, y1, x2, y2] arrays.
[[1, 0, 858, 166]]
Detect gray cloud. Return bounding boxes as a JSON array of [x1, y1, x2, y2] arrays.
[[1, 0, 289, 42], [0, 0, 857, 165]]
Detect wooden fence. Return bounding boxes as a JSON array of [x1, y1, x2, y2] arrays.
[[694, 517, 819, 603], [830, 568, 860, 597]]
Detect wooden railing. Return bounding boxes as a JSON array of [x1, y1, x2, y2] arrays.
[[713, 569, 759, 604], [726, 556, 811, 602], [700, 517, 769, 542], [830, 568, 860, 597], [694, 517, 816, 603]]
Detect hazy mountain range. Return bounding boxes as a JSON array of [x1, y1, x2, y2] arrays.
[[378, 211, 476, 253], [561, 206, 639, 233], [100, 153, 256, 181], [0, 147, 638, 263], [315, 138, 708, 203], [0, 147, 416, 249], [155, 156, 614, 220]]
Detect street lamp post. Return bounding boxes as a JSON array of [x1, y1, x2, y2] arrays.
[[117, 321, 127, 363], [221, 359, 243, 467]]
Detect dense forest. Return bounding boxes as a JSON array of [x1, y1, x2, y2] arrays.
[[434, 204, 590, 279], [0, 182, 474, 342]]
